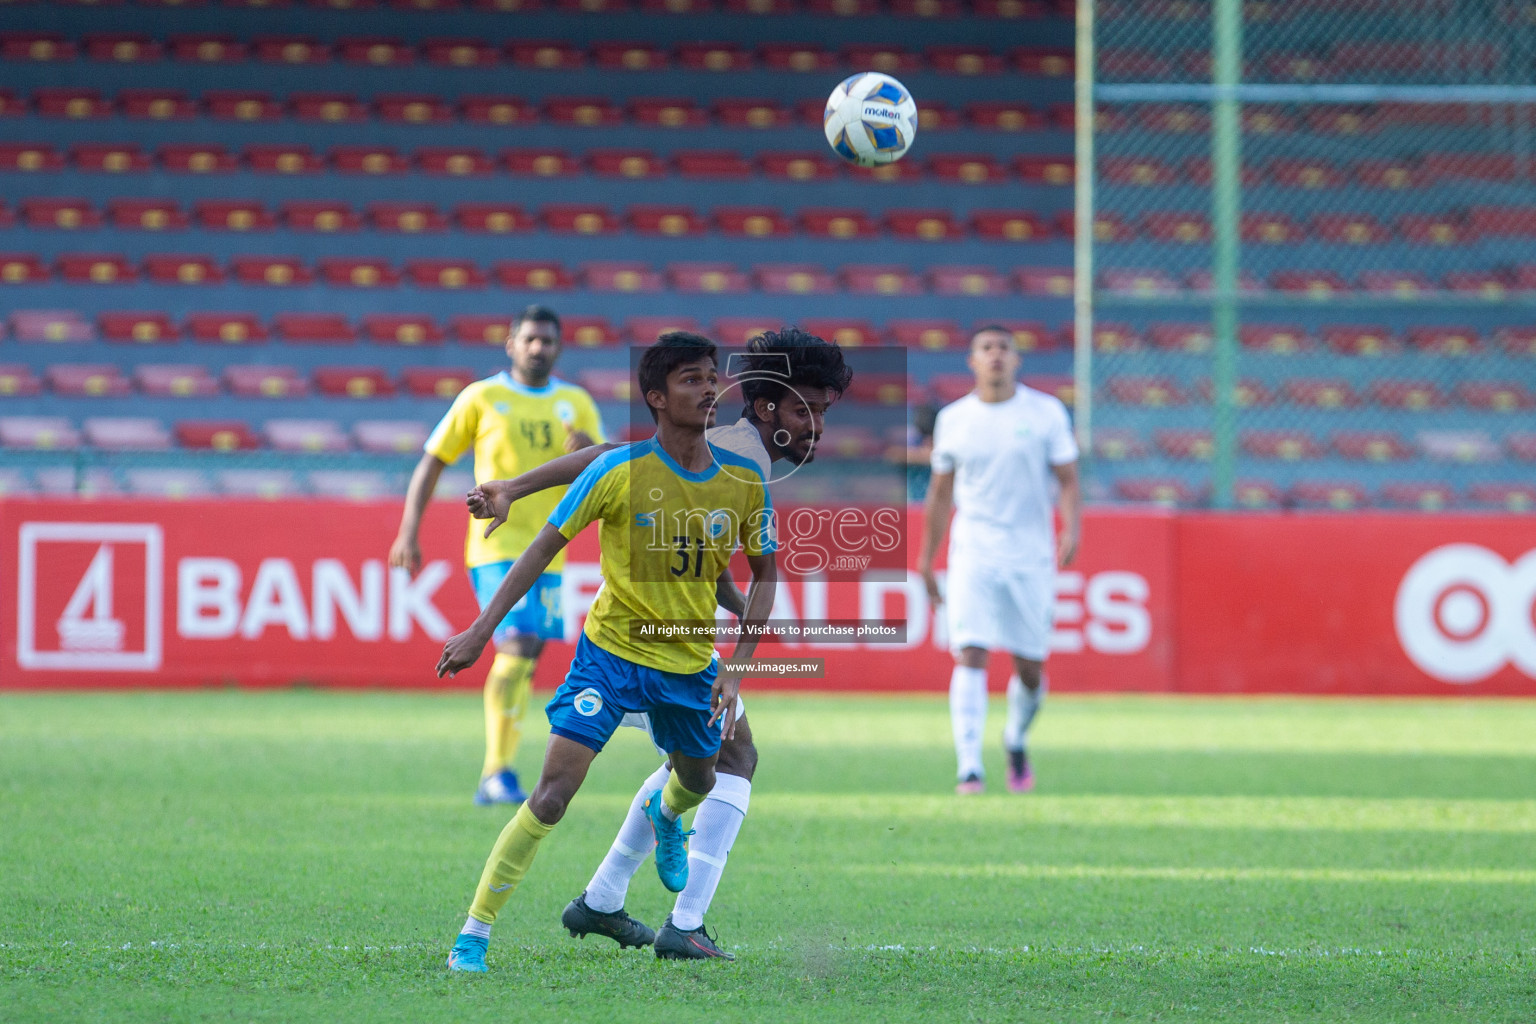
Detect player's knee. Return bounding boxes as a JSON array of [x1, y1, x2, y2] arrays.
[[717, 737, 758, 780], [1014, 660, 1043, 690], [957, 646, 988, 669], [512, 635, 544, 659], [527, 784, 571, 824], [674, 762, 716, 795]]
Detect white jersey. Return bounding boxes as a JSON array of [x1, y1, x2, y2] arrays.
[[706, 418, 771, 480], [930, 385, 1078, 572]]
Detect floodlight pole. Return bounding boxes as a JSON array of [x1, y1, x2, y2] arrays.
[[1210, 0, 1242, 509]]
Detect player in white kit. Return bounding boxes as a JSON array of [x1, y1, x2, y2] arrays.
[[918, 325, 1081, 794]]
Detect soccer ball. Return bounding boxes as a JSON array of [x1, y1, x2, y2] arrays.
[[823, 72, 918, 167]]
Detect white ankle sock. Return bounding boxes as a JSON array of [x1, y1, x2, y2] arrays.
[[1004, 673, 1047, 751], [584, 764, 669, 913], [949, 665, 988, 780], [461, 916, 490, 939], [671, 773, 751, 932]]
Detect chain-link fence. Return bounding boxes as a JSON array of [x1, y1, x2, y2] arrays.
[[1083, 0, 1536, 512]]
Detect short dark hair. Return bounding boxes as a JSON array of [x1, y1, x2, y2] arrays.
[[740, 327, 855, 420], [637, 331, 717, 422], [513, 305, 561, 336], [971, 323, 1013, 347]]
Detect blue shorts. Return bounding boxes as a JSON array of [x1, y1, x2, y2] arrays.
[[546, 633, 722, 760], [468, 564, 563, 643]]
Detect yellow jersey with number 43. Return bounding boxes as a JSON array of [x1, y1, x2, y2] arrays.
[[424, 372, 604, 570], [549, 437, 776, 674]]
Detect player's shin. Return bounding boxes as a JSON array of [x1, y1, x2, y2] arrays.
[[671, 772, 750, 931], [949, 665, 988, 781], [481, 653, 534, 778], [661, 769, 709, 820], [584, 764, 669, 913], [1003, 672, 1047, 752], [467, 803, 555, 926]]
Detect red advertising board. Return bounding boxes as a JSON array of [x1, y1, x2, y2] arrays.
[[1, 499, 1531, 695]]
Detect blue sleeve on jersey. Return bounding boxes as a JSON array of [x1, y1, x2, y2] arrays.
[[548, 443, 642, 532]]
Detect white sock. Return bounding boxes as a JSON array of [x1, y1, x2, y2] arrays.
[[949, 665, 988, 780], [461, 916, 491, 939], [1004, 673, 1047, 751], [584, 764, 669, 913], [671, 773, 750, 932], [659, 800, 681, 823]]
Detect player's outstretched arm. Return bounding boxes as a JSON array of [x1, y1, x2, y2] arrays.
[[389, 452, 448, 576], [436, 523, 569, 677], [715, 566, 748, 618], [466, 442, 623, 538], [1052, 460, 1081, 568], [710, 550, 777, 740], [917, 469, 955, 606]]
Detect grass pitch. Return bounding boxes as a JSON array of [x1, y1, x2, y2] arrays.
[[2, 691, 1533, 1023]]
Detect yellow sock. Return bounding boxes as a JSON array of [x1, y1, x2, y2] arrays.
[[661, 771, 708, 819], [468, 803, 554, 925], [481, 654, 535, 778]]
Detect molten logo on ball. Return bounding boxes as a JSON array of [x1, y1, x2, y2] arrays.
[[824, 72, 918, 167]]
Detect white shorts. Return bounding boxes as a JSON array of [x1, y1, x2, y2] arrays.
[[946, 560, 1054, 661], [620, 695, 748, 757]]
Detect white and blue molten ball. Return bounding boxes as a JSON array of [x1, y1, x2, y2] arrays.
[[823, 72, 918, 167]]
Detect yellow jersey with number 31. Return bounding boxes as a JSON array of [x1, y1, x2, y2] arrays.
[[549, 437, 775, 674], [424, 372, 604, 570]]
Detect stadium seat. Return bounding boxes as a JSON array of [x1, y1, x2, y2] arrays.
[[889, 320, 966, 350], [820, 425, 885, 460], [1284, 378, 1359, 408], [802, 319, 883, 349], [1016, 267, 1073, 296], [408, 260, 490, 289], [230, 256, 309, 287], [198, 201, 274, 232], [160, 144, 238, 174], [851, 160, 925, 184], [1241, 212, 1306, 244], [404, 367, 478, 399], [379, 94, 455, 125], [364, 315, 443, 346], [629, 98, 708, 128], [625, 316, 701, 343], [248, 145, 325, 175], [715, 206, 791, 237], [1497, 327, 1536, 356], [1322, 325, 1398, 356], [58, 252, 134, 284], [35, 87, 112, 120], [1456, 380, 1532, 411], [108, 199, 187, 232], [1468, 483, 1536, 512], [930, 265, 1010, 297], [1268, 158, 1344, 190], [1141, 212, 1209, 244], [1359, 271, 1434, 298], [22, 197, 101, 230], [266, 418, 349, 452], [842, 264, 924, 295], [760, 151, 841, 181], [679, 41, 752, 72], [1154, 429, 1213, 461], [928, 373, 974, 404], [120, 89, 197, 120], [125, 469, 215, 499], [1243, 431, 1324, 461], [1148, 323, 1211, 352], [1093, 429, 1149, 461], [930, 154, 1008, 184], [592, 40, 669, 71], [1271, 270, 1348, 296], [1313, 214, 1388, 245], [0, 365, 42, 396], [1086, 212, 1134, 242], [338, 37, 413, 66], [254, 36, 330, 65], [189, 313, 267, 345], [800, 208, 878, 239], [842, 42, 920, 72], [99, 311, 177, 344], [11, 309, 89, 341], [1239, 324, 1310, 354], [590, 149, 668, 179], [1290, 481, 1368, 510], [1509, 433, 1536, 461], [758, 42, 838, 73], [310, 470, 396, 501], [1023, 374, 1074, 405], [332, 146, 408, 175], [972, 210, 1050, 241], [1417, 429, 1499, 463], [1106, 376, 1186, 407], [320, 258, 401, 289], [354, 420, 429, 454], [544, 96, 623, 126], [176, 420, 261, 451], [144, 254, 223, 285], [461, 95, 536, 125], [714, 317, 783, 346], [1379, 482, 1456, 511], [1114, 478, 1198, 506], [1443, 272, 1506, 298], [217, 469, 304, 500], [1084, 323, 1142, 352], [756, 264, 837, 294], [206, 90, 283, 121], [0, 467, 32, 497], [543, 204, 618, 235], [1016, 155, 1073, 185], [137, 364, 219, 398], [1194, 378, 1275, 407], [1332, 430, 1414, 461], [167, 34, 247, 64], [0, 415, 80, 450], [0, 143, 63, 173], [83, 417, 173, 451], [419, 147, 495, 176], [1398, 215, 1466, 246], [1233, 480, 1283, 509], [981, 320, 1059, 352], [582, 261, 663, 292], [86, 33, 163, 63], [507, 39, 585, 70], [1422, 152, 1518, 182], [967, 101, 1046, 132], [451, 315, 509, 346], [1100, 269, 1179, 296], [630, 205, 706, 237], [1101, 157, 1175, 186], [577, 369, 634, 403], [1408, 327, 1481, 355], [314, 366, 395, 398], [49, 364, 132, 397], [370, 202, 447, 233], [563, 316, 621, 347], [668, 262, 750, 293], [1370, 380, 1448, 410], [885, 209, 960, 241], [715, 98, 789, 128], [276, 313, 356, 344], [283, 201, 361, 232]]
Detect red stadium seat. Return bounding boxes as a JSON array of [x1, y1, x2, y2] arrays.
[[159, 144, 238, 174], [1088, 212, 1135, 242], [84, 417, 173, 452], [49, 364, 132, 397], [320, 257, 401, 288], [1305, 108, 1378, 135], [759, 150, 841, 181], [364, 315, 443, 346], [972, 210, 1050, 241], [1443, 271, 1506, 298], [967, 102, 1046, 132], [983, 320, 1060, 352], [206, 90, 282, 121], [58, 253, 135, 284], [0, 255, 49, 285], [714, 318, 784, 346], [714, 98, 790, 128], [590, 149, 667, 179], [21, 197, 100, 230], [0, 143, 62, 173], [136, 364, 219, 398], [928, 374, 974, 404], [1268, 158, 1344, 190], [625, 316, 702, 344], [333, 147, 408, 175], [1284, 378, 1359, 408], [338, 37, 413, 66], [1379, 483, 1456, 512], [403, 367, 479, 400], [715, 206, 791, 237], [758, 43, 838, 73], [1241, 212, 1306, 244], [544, 96, 623, 126], [1106, 375, 1185, 406], [1271, 270, 1348, 296], [1407, 326, 1481, 355], [454, 204, 532, 234], [225, 365, 305, 397], [1468, 205, 1536, 238], [841, 264, 923, 295], [1510, 434, 1536, 461], [461, 95, 536, 125], [217, 469, 302, 500], [369, 202, 446, 233], [1354, 159, 1423, 190], [668, 262, 750, 293], [1321, 325, 1398, 356], [799, 208, 877, 239], [1359, 271, 1434, 298], [629, 205, 706, 237], [120, 89, 197, 121], [1370, 380, 1448, 410], [1093, 429, 1148, 461], [86, 33, 164, 63], [1239, 324, 1311, 353], [355, 420, 430, 455], [1101, 157, 1175, 186], [168, 34, 248, 64], [678, 42, 752, 72], [886, 209, 960, 240], [0, 416, 80, 450], [676, 150, 753, 178], [1242, 431, 1324, 461], [72, 143, 151, 173], [494, 261, 572, 291], [849, 159, 926, 184], [1149, 323, 1212, 352], [1332, 431, 1414, 461], [1114, 478, 1199, 507], [888, 320, 965, 351], [840, 42, 920, 72], [1398, 215, 1467, 246], [417, 148, 495, 176], [1497, 327, 1536, 356], [755, 264, 836, 294], [581, 261, 663, 292], [189, 313, 267, 345], [232, 256, 312, 286], [247, 145, 325, 175], [100, 311, 177, 344], [283, 201, 360, 232], [1079, 323, 1142, 353], [1015, 155, 1073, 186], [1142, 104, 1210, 135], [35, 87, 112, 120], [1026, 373, 1077, 405], [292, 92, 367, 123], [1016, 267, 1073, 296], [314, 366, 395, 398], [930, 154, 1008, 184], [1290, 481, 1368, 510], [173, 421, 260, 453], [424, 37, 499, 67], [1194, 378, 1275, 407], [451, 316, 509, 347], [0, 365, 42, 397], [254, 35, 331, 65], [401, 259, 485, 291], [593, 40, 669, 71], [1155, 429, 1213, 461], [1312, 213, 1388, 245], [1100, 269, 1179, 297], [308, 470, 393, 501], [1456, 380, 1532, 411], [1422, 152, 1519, 182], [563, 316, 621, 348], [1139, 212, 1209, 244], [543, 204, 619, 235], [1229, 480, 1282, 510], [276, 313, 356, 344], [502, 149, 582, 177], [507, 39, 585, 70], [629, 97, 708, 128], [801, 319, 883, 349], [1468, 484, 1536, 512], [196, 200, 274, 232], [930, 265, 1009, 297]]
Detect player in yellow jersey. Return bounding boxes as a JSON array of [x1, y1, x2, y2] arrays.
[[389, 305, 604, 806], [435, 333, 778, 974]]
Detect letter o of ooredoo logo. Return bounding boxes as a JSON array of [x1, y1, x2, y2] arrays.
[[573, 687, 604, 716], [1394, 544, 1536, 684]]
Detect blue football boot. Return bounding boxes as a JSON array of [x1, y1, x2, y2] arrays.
[[642, 788, 694, 893], [446, 932, 488, 973], [474, 768, 527, 806]]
